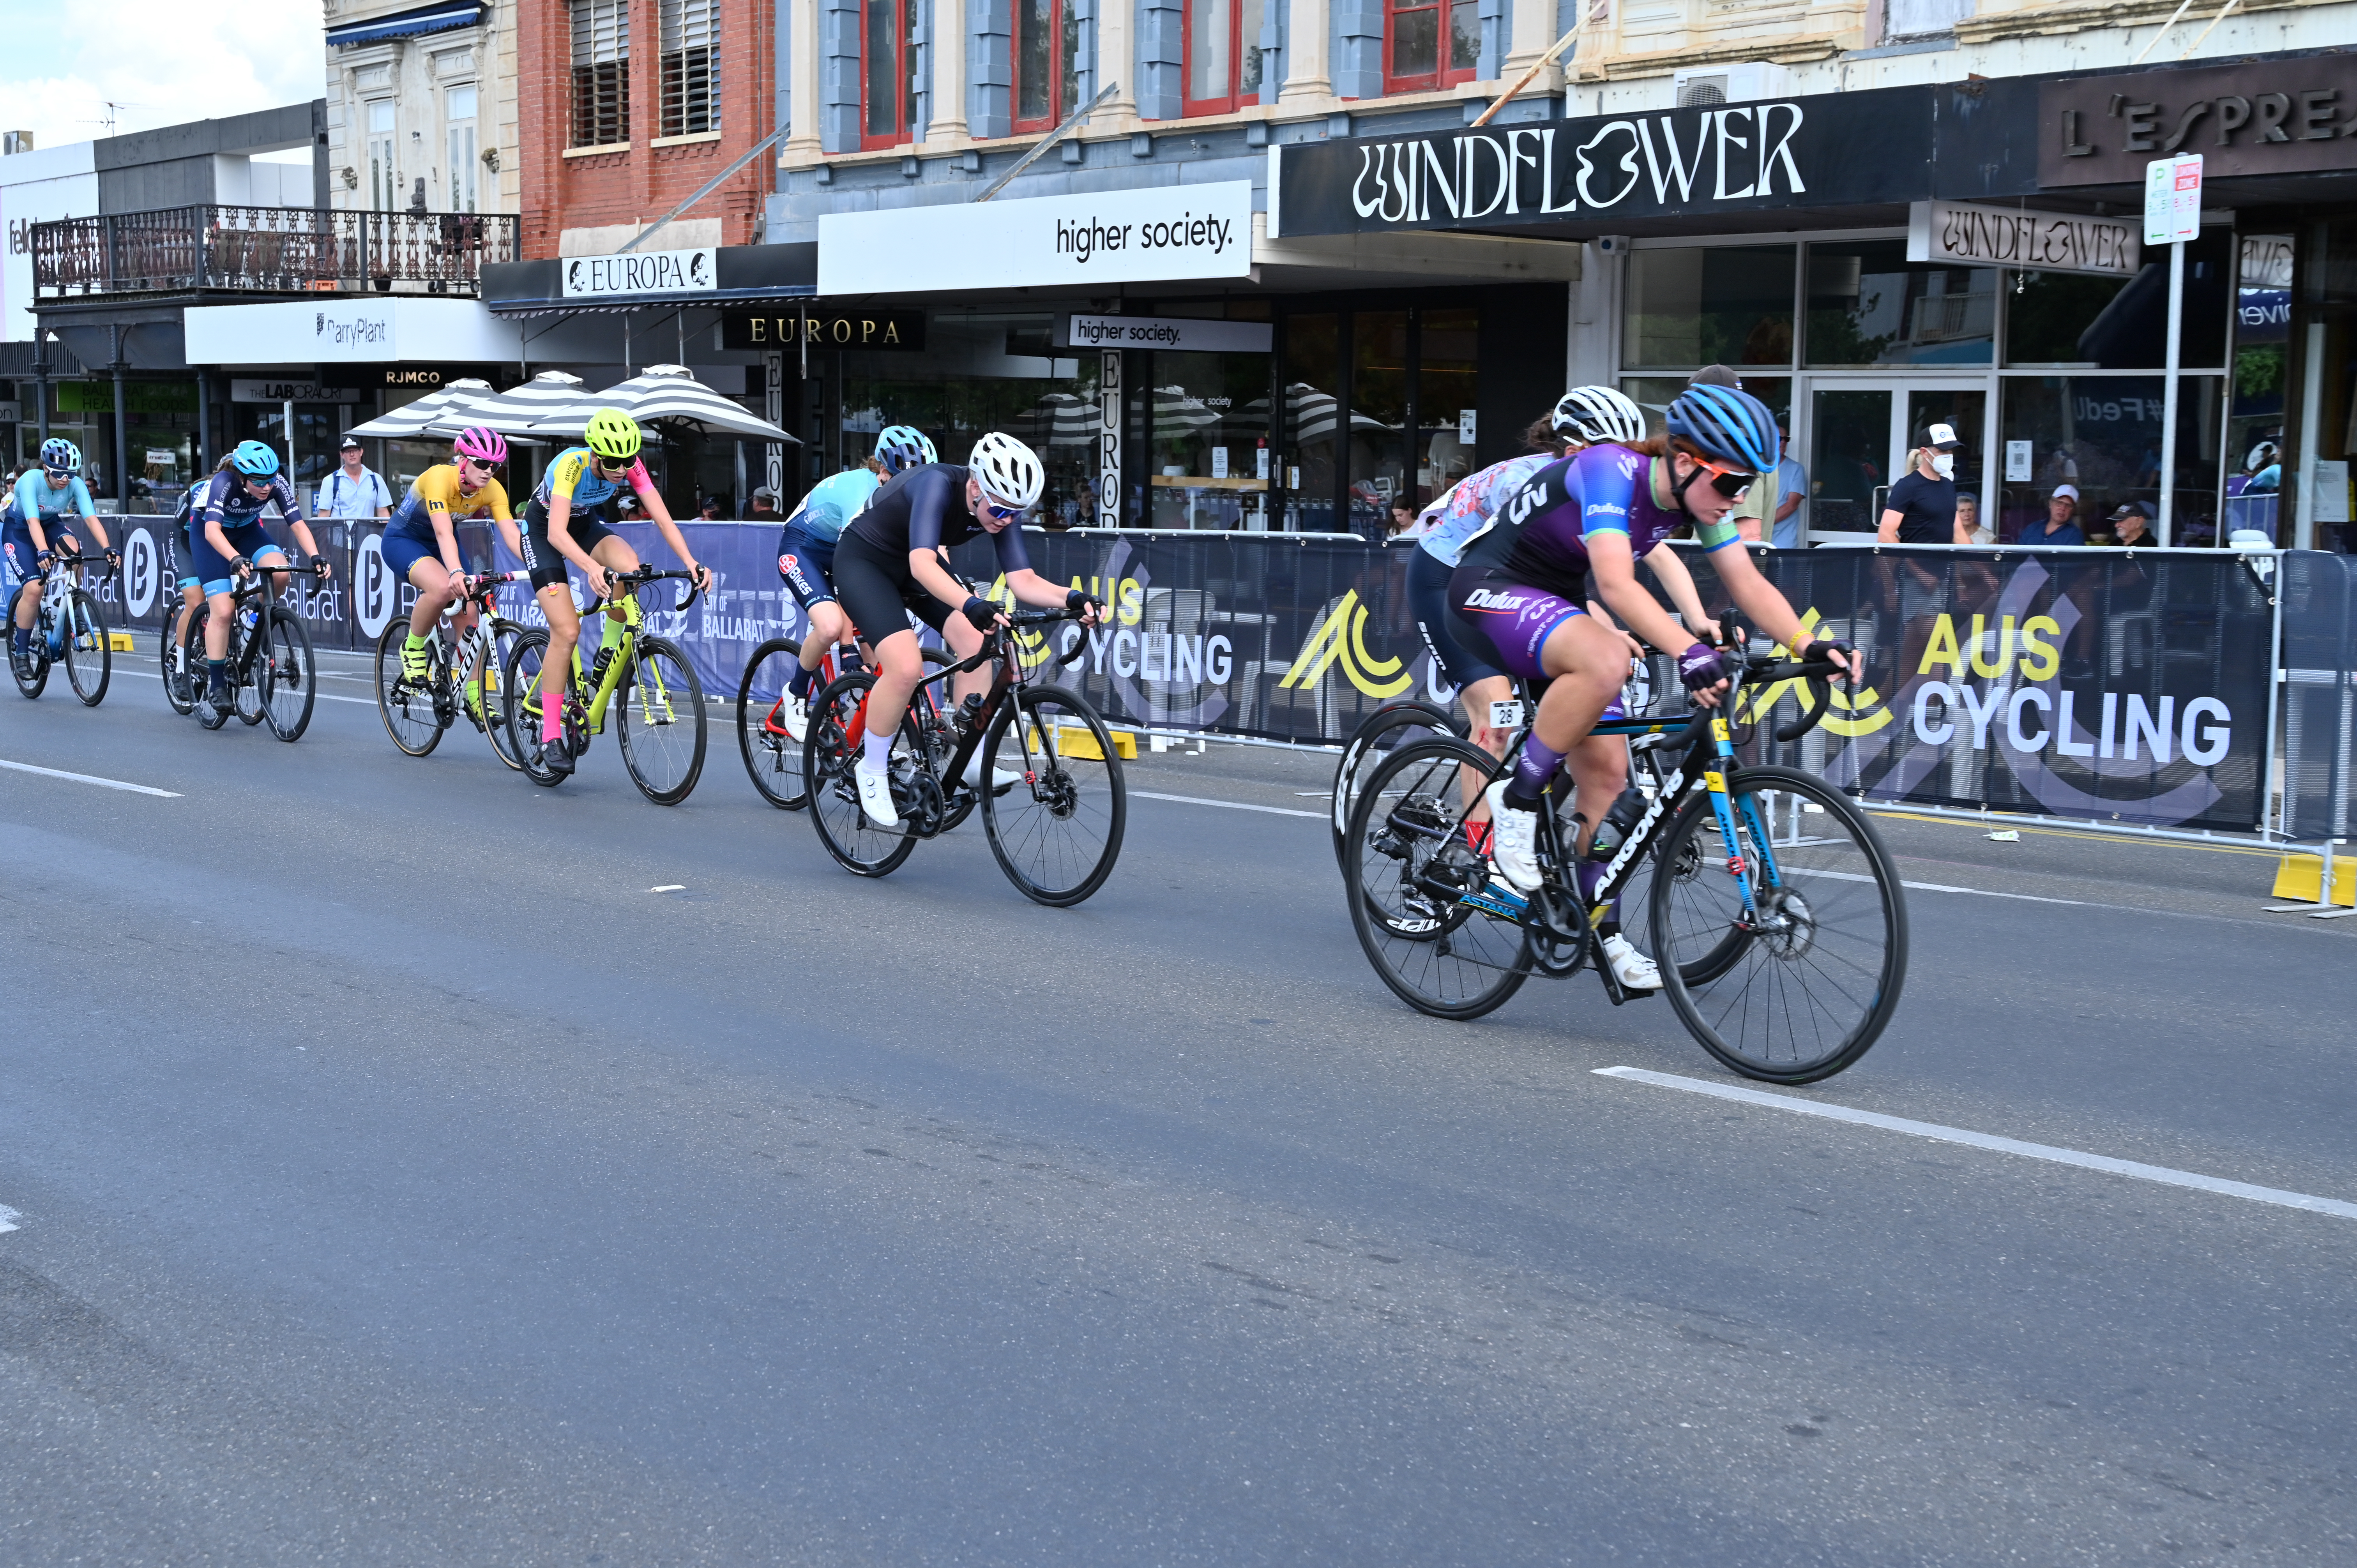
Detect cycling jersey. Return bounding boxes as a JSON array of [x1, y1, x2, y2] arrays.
[[11, 469, 97, 526], [1416, 453, 1556, 569], [1457, 444, 1739, 605], [388, 464, 512, 539], [196, 468, 304, 531], [845, 463, 1034, 575], [783, 468, 880, 544], [532, 447, 654, 512]]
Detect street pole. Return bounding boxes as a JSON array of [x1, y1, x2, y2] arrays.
[[2160, 237, 2184, 546]]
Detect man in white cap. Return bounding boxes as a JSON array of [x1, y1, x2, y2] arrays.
[[1877, 422, 1969, 546], [2020, 484, 2086, 547]]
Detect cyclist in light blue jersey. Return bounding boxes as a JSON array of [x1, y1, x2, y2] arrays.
[[773, 424, 934, 742], [6, 440, 114, 676]]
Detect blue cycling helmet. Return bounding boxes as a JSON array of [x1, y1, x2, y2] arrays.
[[1665, 384, 1781, 473], [38, 437, 80, 475], [231, 440, 281, 478], [874, 424, 937, 474]]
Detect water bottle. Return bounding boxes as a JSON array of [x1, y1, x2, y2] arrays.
[[589, 645, 615, 689], [951, 692, 986, 737], [1585, 786, 1650, 862]]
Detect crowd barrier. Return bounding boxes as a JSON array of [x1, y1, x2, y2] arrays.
[[91, 516, 2298, 837]]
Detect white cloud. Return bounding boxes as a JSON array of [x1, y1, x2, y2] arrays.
[[3, 0, 325, 150]]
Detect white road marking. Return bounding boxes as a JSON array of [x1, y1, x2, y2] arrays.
[[1792, 865, 2085, 906], [0, 1205, 19, 1233], [1595, 1066, 2357, 1221], [116, 667, 375, 704], [0, 758, 181, 798], [1132, 790, 1325, 820], [650, 884, 686, 893]]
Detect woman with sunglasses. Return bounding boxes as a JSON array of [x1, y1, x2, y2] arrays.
[[521, 409, 709, 777], [829, 431, 1103, 830], [191, 441, 332, 716], [383, 426, 523, 717], [1446, 383, 1854, 923]]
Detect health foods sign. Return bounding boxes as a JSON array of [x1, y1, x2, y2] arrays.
[[816, 183, 1254, 293], [1271, 84, 1931, 237]]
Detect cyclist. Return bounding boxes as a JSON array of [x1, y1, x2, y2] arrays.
[[774, 424, 935, 742], [830, 431, 1101, 829], [190, 440, 332, 713], [163, 481, 208, 698], [385, 426, 522, 720], [1447, 384, 1853, 984], [6, 440, 116, 676], [521, 408, 709, 777]]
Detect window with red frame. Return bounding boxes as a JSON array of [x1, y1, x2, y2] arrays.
[[1385, 0, 1478, 94], [1182, 0, 1265, 118], [860, 0, 917, 149], [1011, 0, 1081, 134]]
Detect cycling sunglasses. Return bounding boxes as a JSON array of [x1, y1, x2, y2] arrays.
[[980, 498, 1026, 522], [1691, 456, 1756, 501], [459, 455, 501, 474], [41, 466, 71, 480]]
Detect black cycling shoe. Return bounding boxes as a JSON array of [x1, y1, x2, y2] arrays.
[[541, 733, 576, 777]]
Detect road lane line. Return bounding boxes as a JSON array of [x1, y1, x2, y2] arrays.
[[115, 667, 376, 704], [1133, 790, 1324, 820], [1594, 1066, 2357, 1221], [0, 758, 182, 798], [1792, 865, 2086, 906]]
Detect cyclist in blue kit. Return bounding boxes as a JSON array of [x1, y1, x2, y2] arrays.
[[6, 440, 116, 676], [190, 441, 332, 712], [1448, 383, 1853, 910]]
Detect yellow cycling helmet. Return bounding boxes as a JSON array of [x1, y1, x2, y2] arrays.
[[584, 408, 642, 460]]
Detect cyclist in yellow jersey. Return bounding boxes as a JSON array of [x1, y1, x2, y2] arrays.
[[383, 427, 523, 715]]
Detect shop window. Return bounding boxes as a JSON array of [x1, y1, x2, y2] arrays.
[[1150, 352, 1276, 529], [570, 0, 630, 148], [1283, 313, 1341, 533], [659, 0, 720, 137], [445, 85, 478, 212], [1384, 0, 1477, 95], [2227, 234, 2292, 543], [1416, 309, 1478, 507], [1184, 0, 1265, 117], [1804, 240, 1994, 368], [1622, 246, 1796, 371], [2005, 228, 2230, 371], [1998, 375, 2224, 546], [1012, 0, 1081, 134], [862, 0, 918, 150], [1349, 311, 1410, 532]]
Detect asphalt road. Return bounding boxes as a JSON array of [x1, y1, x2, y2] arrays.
[[4, 640, 2354, 1565]]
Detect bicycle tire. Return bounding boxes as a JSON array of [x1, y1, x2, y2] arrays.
[[503, 629, 576, 787], [186, 606, 229, 729], [982, 685, 1128, 907], [1330, 699, 1461, 872], [375, 619, 447, 758], [256, 600, 316, 742], [230, 606, 266, 726], [1344, 735, 1533, 1020], [1650, 765, 1908, 1084], [161, 600, 196, 715], [737, 637, 811, 810], [60, 588, 108, 706], [617, 634, 706, 805], [10, 614, 47, 699], [803, 671, 921, 878], [481, 622, 526, 770]]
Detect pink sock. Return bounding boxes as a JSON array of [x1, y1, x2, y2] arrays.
[[541, 696, 564, 742]]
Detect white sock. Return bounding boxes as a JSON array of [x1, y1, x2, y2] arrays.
[[862, 730, 892, 770]]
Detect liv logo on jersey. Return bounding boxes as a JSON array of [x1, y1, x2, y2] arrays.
[[1279, 588, 1414, 699]]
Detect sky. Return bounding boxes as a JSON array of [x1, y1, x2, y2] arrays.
[[0, 0, 326, 152]]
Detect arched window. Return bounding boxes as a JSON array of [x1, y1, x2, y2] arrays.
[[1384, 0, 1477, 95], [1183, 0, 1264, 118]]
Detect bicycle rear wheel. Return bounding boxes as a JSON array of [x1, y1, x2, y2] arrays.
[[375, 619, 446, 758], [1649, 765, 1908, 1084], [256, 602, 316, 742], [1344, 735, 1533, 1020], [982, 686, 1127, 906], [1330, 699, 1459, 872], [162, 601, 196, 715], [61, 589, 109, 706], [11, 614, 47, 699], [503, 630, 576, 787], [617, 634, 707, 805], [737, 637, 810, 809], [803, 672, 920, 877]]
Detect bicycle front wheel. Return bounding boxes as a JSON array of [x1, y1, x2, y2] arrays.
[[481, 623, 526, 770], [374, 619, 445, 757], [736, 637, 810, 810], [617, 635, 706, 805], [1344, 735, 1532, 1020], [803, 672, 919, 878], [1649, 765, 1908, 1084], [982, 686, 1127, 907], [256, 602, 316, 742], [61, 589, 109, 706], [1330, 699, 1459, 872]]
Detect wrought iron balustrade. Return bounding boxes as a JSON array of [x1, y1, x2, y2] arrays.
[[32, 205, 519, 298]]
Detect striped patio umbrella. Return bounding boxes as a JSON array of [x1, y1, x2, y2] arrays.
[[533, 364, 799, 444], [343, 378, 500, 439], [452, 371, 596, 439]]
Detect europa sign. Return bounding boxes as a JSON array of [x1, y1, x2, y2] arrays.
[[1906, 199, 2141, 278], [561, 247, 717, 298], [719, 309, 927, 352]]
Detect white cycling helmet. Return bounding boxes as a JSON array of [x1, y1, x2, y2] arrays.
[[1551, 385, 1649, 445], [968, 431, 1045, 512]]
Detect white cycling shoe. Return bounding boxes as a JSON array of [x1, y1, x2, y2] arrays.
[[963, 753, 1021, 794], [1482, 780, 1543, 892], [1601, 934, 1663, 990], [853, 758, 900, 828], [779, 690, 809, 743]]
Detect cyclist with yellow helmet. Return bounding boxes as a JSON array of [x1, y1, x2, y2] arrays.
[[521, 408, 709, 776]]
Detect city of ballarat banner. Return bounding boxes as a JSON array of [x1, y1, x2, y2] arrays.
[[1272, 84, 1933, 237]]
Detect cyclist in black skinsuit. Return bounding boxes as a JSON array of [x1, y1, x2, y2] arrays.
[[829, 431, 1102, 829]]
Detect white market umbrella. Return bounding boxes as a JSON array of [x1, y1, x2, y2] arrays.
[[533, 364, 799, 445], [458, 370, 597, 438], [345, 378, 500, 439]]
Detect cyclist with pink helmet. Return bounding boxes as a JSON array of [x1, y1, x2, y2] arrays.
[[383, 426, 523, 703]]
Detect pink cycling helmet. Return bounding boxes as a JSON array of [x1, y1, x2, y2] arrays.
[[453, 426, 508, 464]]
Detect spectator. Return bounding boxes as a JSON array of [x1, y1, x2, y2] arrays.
[[1877, 423, 1968, 545], [2245, 440, 2283, 494], [1389, 498, 1419, 539], [2020, 484, 2086, 547], [1769, 425, 1806, 548], [317, 435, 392, 521], [2106, 500, 2157, 547], [1958, 492, 1993, 545], [750, 486, 781, 521], [697, 494, 728, 521], [1689, 364, 1742, 390]]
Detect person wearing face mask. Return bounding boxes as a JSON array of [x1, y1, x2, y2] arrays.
[[1876, 423, 1969, 546]]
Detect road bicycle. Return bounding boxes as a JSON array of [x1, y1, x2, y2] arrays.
[[501, 567, 707, 804], [160, 526, 204, 716], [802, 606, 1125, 906], [737, 634, 952, 811], [373, 569, 531, 768], [1341, 633, 1908, 1084], [180, 558, 325, 742], [9, 546, 113, 705]]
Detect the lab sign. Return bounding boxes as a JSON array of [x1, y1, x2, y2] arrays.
[[232, 379, 360, 403], [1055, 314, 1273, 353], [562, 247, 717, 298], [817, 184, 1255, 294], [1906, 199, 2141, 277]]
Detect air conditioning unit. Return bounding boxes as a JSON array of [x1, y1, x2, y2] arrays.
[[1673, 63, 1788, 109], [1, 131, 33, 156]]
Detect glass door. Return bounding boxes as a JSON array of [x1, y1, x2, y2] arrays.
[[1803, 381, 1987, 541]]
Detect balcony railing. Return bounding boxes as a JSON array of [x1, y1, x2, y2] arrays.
[[32, 205, 520, 299]]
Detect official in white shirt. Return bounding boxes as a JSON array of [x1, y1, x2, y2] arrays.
[[318, 435, 392, 520]]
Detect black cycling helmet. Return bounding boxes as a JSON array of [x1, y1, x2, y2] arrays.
[[1665, 384, 1781, 473]]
